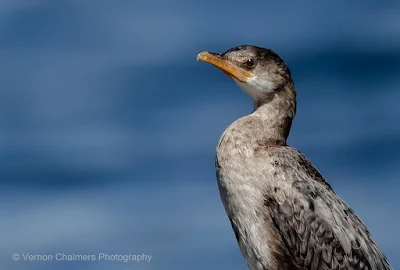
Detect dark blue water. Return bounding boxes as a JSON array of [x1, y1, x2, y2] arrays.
[[1, 1, 399, 269]]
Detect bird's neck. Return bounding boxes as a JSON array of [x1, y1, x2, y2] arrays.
[[252, 81, 296, 145]]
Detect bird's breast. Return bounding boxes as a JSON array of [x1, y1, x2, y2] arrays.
[[216, 130, 280, 270]]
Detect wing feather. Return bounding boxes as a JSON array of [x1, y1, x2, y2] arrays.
[[266, 146, 392, 270]]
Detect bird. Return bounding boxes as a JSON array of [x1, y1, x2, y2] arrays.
[[197, 45, 393, 270]]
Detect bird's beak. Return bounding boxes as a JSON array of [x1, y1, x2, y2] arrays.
[[197, 51, 253, 82]]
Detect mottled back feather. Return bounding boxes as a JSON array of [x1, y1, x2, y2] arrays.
[[230, 145, 392, 270]]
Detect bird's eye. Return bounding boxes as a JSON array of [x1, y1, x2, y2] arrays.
[[244, 58, 255, 68]]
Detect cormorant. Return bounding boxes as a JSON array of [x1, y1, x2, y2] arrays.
[[197, 45, 393, 270]]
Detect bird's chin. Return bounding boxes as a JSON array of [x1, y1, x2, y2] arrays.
[[233, 77, 276, 101]]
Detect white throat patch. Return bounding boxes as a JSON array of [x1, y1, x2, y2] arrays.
[[233, 76, 276, 100]]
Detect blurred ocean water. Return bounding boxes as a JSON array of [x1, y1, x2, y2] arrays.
[[0, 1, 399, 269]]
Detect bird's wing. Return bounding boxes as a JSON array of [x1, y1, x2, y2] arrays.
[[266, 146, 392, 270]]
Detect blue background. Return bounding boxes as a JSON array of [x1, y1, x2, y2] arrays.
[[0, 1, 399, 269]]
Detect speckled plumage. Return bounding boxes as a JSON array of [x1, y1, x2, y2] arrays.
[[206, 45, 393, 270]]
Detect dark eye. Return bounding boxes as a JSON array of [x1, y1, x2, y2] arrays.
[[244, 58, 255, 68]]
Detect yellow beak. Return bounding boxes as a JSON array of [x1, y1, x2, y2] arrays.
[[197, 51, 253, 82]]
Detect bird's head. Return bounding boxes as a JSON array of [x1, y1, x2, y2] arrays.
[[197, 45, 294, 104]]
